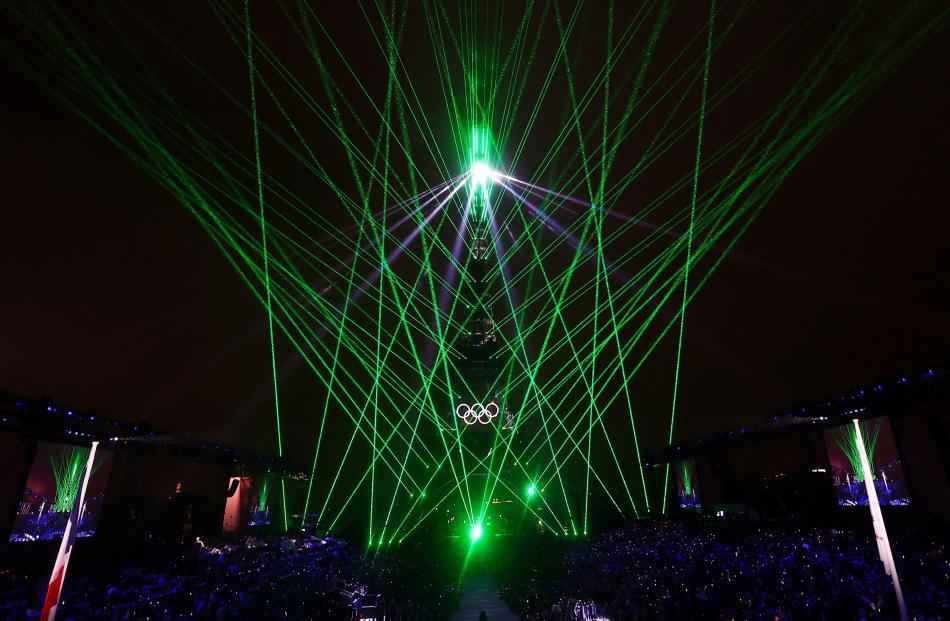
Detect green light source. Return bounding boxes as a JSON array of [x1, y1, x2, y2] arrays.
[[527, 484, 536, 498], [469, 523, 483, 542]]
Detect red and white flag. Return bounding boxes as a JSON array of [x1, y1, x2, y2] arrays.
[[40, 441, 99, 621], [854, 421, 907, 621]]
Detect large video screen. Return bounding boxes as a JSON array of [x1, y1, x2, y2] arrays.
[[8, 442, 113, 542], [675, 460, 701, 509], [249, 476, 272, 526], [823, 416, 910, 507]]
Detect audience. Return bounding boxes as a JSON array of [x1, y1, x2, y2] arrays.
[[3, 520, 947, 620], [1, 533, 458, 620], [500, 521, 950, 620]]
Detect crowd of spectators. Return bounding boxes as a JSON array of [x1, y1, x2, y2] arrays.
[[500, 521, 950, 620], [4, 520, 948, 620], [0, 533, 459, 620]]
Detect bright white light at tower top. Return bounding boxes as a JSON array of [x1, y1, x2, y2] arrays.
[[470, 161, 500, 186]]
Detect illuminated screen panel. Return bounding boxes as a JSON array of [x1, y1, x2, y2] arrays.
[[8, 442, 113, 542], [249, 476, 272, 526], [823, 416, 910, 507], [675, 460, 701, 509]]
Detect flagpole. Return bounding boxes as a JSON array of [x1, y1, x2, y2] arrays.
[[853, 420, 907, 621], [40, 441, 99, 621]]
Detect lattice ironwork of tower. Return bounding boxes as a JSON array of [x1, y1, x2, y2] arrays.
[[459, 188, 500, 395], [451, 127, 510, 433]]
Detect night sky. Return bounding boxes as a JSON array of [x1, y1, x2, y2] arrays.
[[1, 1, 948, 470]]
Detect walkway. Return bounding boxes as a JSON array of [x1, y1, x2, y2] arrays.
[[451, 572, 520, 621]]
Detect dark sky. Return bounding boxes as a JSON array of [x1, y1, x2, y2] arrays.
[[1, 1, 948, 469]]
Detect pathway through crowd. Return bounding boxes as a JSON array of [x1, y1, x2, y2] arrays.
[[451, 572, 519, 621]]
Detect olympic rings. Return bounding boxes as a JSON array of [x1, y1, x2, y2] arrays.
[[455, 402, 499, 425]]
